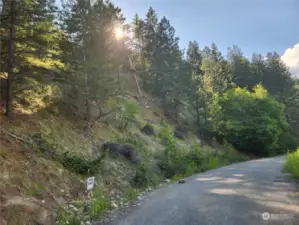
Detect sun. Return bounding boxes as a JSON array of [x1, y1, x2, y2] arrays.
[[115, 28, 124, 40]]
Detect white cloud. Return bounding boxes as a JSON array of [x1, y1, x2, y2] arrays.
[[281, 43, 299, 78]]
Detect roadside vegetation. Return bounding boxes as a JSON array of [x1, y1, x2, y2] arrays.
[[284, 149, 299, 179], [0, 0, 298, 224]]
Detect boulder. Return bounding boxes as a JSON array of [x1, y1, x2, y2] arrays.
[[174, 125, 188, 140], [141, 124, 155, 136], [102, 142, 141, 165]]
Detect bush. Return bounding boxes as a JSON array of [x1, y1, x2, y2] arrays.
[[211, 85, 290, 156], [59, 153, 105, 175], [30, 132, 106, 175], [118, 100, 139, 130], [205, 156, 221, 170], [271, 134, 298, 155], [284, 148, 299, 179], [133, 163, 161, 188], [157, 128, 248, 179]]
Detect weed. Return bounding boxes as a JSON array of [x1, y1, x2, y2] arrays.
[[23, 182, 46, 198], [284, 148, 299, 179], [206, 156, 220, 170], [56, 211, 81, 225], [124, 187, 139, 203], [88, 188, 111, 219]]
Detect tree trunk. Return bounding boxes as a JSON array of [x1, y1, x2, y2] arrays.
[[5, 0, 15, 119]]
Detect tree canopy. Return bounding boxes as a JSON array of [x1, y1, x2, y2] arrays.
[[1, 1, 298, 155]]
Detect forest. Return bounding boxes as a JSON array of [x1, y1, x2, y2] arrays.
[[1, 0, 298, 156]]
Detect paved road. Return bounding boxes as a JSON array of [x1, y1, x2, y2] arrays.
[[104, 157, 299, 225]]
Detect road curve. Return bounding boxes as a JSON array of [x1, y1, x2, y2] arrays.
[[103, 157, 299, 225]]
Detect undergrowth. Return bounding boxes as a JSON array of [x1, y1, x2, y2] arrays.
[[88, 188, 111, 219], [156, 125, 248, 180], [57, 212, 81, 225], [284, 148, 299, 179], [30, 132, 106, 175]]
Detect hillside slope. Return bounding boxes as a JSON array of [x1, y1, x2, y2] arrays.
[[0, 74, 249, 225]]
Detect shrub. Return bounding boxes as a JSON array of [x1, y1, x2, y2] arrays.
[[133, 163, 161, 188], [284, 148, 299, 179], [30, 132, 106, 175], [59, 153, 104, 175], [211, 85, 290, 156], [271, 134, 298, 155], [157, 129, 248, 180], [118, 100, 139, 130], [205, 156, 220, 170], [115, 134, 147, 154]]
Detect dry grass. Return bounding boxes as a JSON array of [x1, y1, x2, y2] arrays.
[[0, 132, 86, 224]]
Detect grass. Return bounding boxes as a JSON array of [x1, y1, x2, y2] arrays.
[[22, 181, 46, 199], [124, 187, 140, 203], [206, 156, 221, 170], [56, 211, 81, 225], [88, 188, 111, 219], [284, 148, 299, 179]]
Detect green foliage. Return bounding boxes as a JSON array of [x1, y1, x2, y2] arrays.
[[157, 128, 248, 179], [284, 149, 299, 179], [30, 132, 106, 175], [133, 163, 161, 188], [59, 153, 104, 175], [88, 188, 111, 219], [211, 85, 290, 156], [117, 100, 139, 130], [201, 43, 232, 95], [158, 126, 176, 147], [228, 46, 260, 90], [205, 156, 221, 170], [1, 0, 63, 116], [115, 133, 149, 157], [59, 0, 127, 122], [124, 187, 140, 203], [56, 212, 81, 225]]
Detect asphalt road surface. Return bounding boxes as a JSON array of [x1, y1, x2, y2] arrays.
[[103, 157, 299, 225]]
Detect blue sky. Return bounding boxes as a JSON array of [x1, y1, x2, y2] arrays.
[[113, 0, 299, 58]]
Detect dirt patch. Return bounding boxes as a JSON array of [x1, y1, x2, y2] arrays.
[[0, 131, 86, 224]]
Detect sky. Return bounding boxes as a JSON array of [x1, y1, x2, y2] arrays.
[[112, 0, 299, 77]]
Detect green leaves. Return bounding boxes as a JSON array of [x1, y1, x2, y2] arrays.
[[211, 85, 291, 156]]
